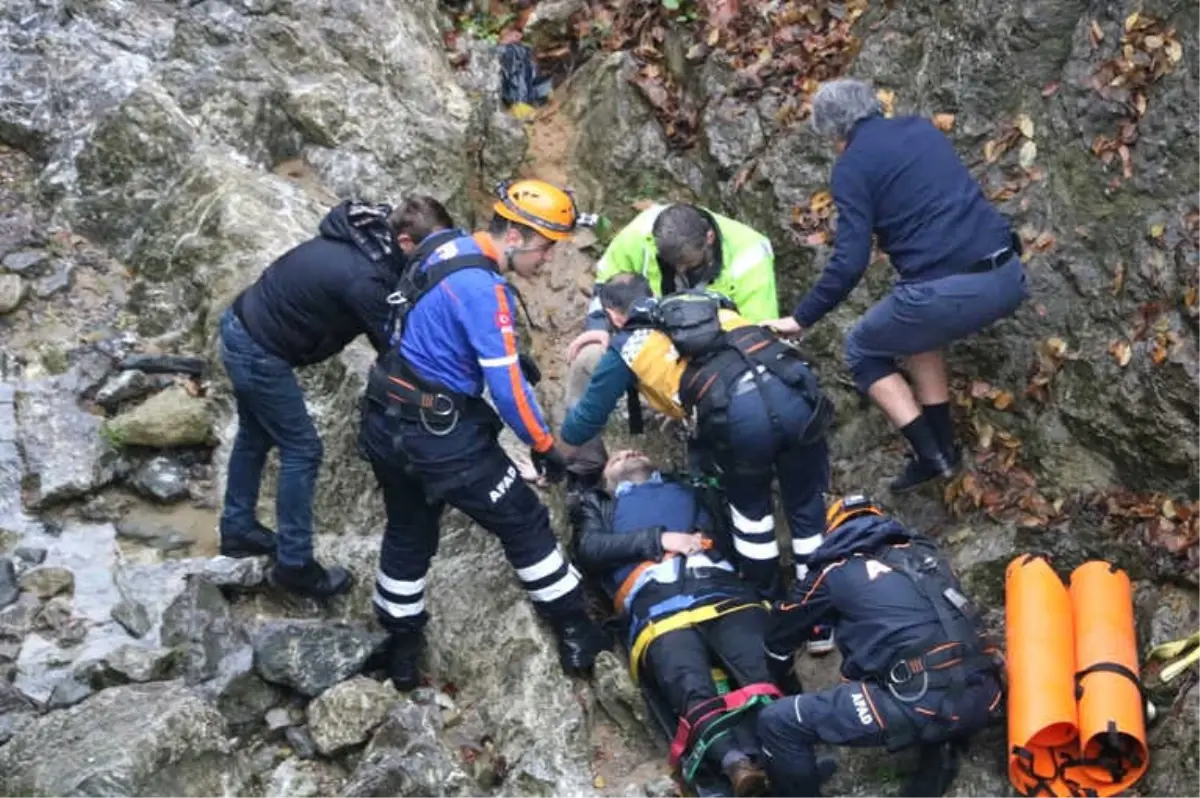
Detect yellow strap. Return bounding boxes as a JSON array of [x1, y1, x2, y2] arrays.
[[629, 601, 766, 684]]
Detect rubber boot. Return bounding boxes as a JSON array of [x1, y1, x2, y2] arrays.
[[385, 630, 426, 692], [902, 740, 961, 797], [890, 416, 955, 494], [268, 560, 353, 599], [220, 522, 277, 558], [922, 401, 963, 471], [551, 613, 606, 677]]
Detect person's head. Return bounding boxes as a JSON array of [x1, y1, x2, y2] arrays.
[[652, 204, 717, 284], [388, 195, 455, 254], [598, 273, 654, 328], [809, 78, 884, 152], [603, 449, 656, 494], [489, 178, 579, 277]]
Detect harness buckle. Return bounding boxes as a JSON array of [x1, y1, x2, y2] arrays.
[[889, 659, 915, 684], [386, 290, 408, 306]]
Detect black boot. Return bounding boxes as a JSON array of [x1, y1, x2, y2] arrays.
[[922, 401, 962, 468], [385, 630, 425, 692], [220, 522, 277, 558], [901, 741, 961, 797], [891, 416, 956, 494], [551, 614, 606, 677], [269, 560, 353, 599]]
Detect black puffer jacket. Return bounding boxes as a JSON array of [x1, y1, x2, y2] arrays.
[[233, 201, 407, 366]]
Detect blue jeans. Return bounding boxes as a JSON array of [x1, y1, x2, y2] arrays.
[[219, 308, 323, 567], [845, 255, 1029, 393], [714, 374, 831, 593]]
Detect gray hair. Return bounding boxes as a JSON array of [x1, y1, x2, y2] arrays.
[[652, 204, 713, 270], [810, 78, 883, 139]]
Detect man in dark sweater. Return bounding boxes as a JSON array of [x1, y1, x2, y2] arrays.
[[219, 196, 453, 598], [765, 78, 1029, 492], [570, 450, 778, 796]]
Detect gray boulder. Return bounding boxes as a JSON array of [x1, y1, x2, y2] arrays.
[[252, 620, 384, 697], [0, 681, 235, 796], [307, 675, 397, 755], [14, 384, 117, 508], [101, 385, 214, 448]]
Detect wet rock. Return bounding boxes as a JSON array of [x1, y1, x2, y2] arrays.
[[285, 725, 318, 761], [266, 706, 296, 735], [14, 385, 117, 508], [102, 385, 214, 448], [32, 258, 74, 298], [90, 643, 180, 685], [45, 672, 96, 710], [308, 676, 397, 755], [95, 369, 158, 410], [0, 249, 43, 274], [0, 681, 234, 796], [592, 649, 649, 740], [199, 643, 282, 734], [130, 455, 191, 502], [115, 517, 197, 553], [253, 620, 385, 697], [0, 682, 36, 744], [268, 758, 348, 798], [32, 596, 84, 644], [61, 346, 116, 399], [523, 0, 586, 51], [0, 273, 25, 314], [0, 594, 39, 640], [202, 555, 268, 589], [12, 546, 45, 566], [344, 697, 476, 797], [161, 576, 244, 684], [0, 557, 17, 608], [0, 710, 34, 745], [17, 565, 74, 600], [79, 491, 132, 522]]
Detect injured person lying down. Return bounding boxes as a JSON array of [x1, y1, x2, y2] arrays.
[[569, 450, 783, 797]]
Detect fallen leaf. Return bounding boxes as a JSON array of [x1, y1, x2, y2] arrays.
[[1112, 261, 1125, 295], [932, 113, 956, 132], [977, 421, 995, 450], [993, 390, 1014, 410], [1015, 113, 1035, 139], [1166, 38, 1183, 63], [876, 88, 895, 117], [970, 380, 992, 398], [1162, 499, 1178, 519], [1118, 144, 1133, 178], [809, 190, 834, 214], [707, 26, 721, 46], [1143, 34, 1164, 50], [1033, 231, 1056, 251], [1149, 222, 1165, 238], [1089, 20, 1104, 47], [1045, 337, 1068, 358], [983, 139, 1001, 163], [593, 776, 607, 789], [1109, 338, 1133, 367], [1151, 335, 1169, 365], [1018, 140, 1038, 168], [1042, 81, 1060, 97], [1124, 12, 1139, 32], [1133, 93, 1148, 116], [804, 231, 828, 246], [1185, 285, 1199, 310]]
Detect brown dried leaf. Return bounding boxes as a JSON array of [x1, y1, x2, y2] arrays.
[[1149, 222, 1165, 238], [876, 88, 895, 117], [809, 190, 834, 214], [1162, 499, 1178, 519], [1015, 113, 1035, 139], [1033, 231, 1056, 252], [1151, 334, 1169, 365], [1045, 337, 1068, 359], [1042, 81, 1060, 97], [1165, 37, 1183, 63], [804, 231, 828, 246], [1109, 338, 1133, 367], [1089, 20, 1104, 48], [976, 421, 995, 450], [993, 391, 1014, 410], [1018, 140, 1038, 169], [932, 113, 956, 132], [1118, 144, 1134, 178], [983, 139, 1001, 163], [970, 380, 992, 398]]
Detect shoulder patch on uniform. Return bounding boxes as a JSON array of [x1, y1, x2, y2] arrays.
[[494, 310, 513, 329]]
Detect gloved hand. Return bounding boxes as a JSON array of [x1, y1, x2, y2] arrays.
[[767, 652, 803, 695], [532, 445, 568, 484], [518, 352, 542, 386]]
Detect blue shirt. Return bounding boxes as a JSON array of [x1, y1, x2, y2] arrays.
[[792, 114, 1013, 328], [396, 232, 553, 452]]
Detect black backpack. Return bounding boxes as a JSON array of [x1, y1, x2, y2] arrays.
[[626, 288, 740, 360]]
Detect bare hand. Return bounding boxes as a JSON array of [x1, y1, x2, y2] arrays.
[[661, 532, 706, 556], [762, 317, 803, 337], [566, 330, 610, 362]]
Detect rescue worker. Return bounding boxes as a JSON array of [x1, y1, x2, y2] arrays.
[[764, 78, 1029, 493], [562, 203, 780, 488], [358, 179, 605, 690], [560, 274, 833, 623], [219, 195, 453, 598], [758, 495, 1003, 797], [570, 449, 777, 797]]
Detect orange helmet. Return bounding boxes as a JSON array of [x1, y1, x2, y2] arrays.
[[493, 178, 578, 242], [825, 494, 883, 535]]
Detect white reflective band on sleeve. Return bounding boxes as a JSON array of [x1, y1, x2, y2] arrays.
[[730, 505, 776, 533], [792, 535, 823, 556], [376, 572, 426, 596], [766, 647, 793, 662], [516, 547, 566, 583], [734, 535, 781, 560], [373, 591, 425, 618], [729, 239, 773, 277], [528, 566, 581, 603], [478, 354, 519, 368]]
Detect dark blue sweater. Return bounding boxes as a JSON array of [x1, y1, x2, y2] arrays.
[[792, 115, 1013, 328]]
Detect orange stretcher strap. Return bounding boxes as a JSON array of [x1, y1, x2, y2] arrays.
[[1005, 555, 1148, 797]]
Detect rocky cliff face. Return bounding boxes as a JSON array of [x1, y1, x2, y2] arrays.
[[1, 0, 1197, 796]]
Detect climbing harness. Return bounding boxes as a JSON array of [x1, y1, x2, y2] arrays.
[[628, 597, 768, 684], [1005, 555, 1149, 797], [669, 682, 783, 783]]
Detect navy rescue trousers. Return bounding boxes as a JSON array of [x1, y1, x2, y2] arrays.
[[711, 372, 830, 596], [756, 675, 1003, 796], [358, 399, 586, 634]]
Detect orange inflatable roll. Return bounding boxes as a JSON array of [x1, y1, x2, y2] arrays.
[[1005, 554, 1079, 796], [1066, 561, 1148, 796]]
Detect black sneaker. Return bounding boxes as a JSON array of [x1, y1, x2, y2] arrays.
[[552, 615, 606, 677], [268, 560, 353, 599], [386, 631, 425, 692], [219, 523, 277, 558], [889, 452, 956, 494]]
